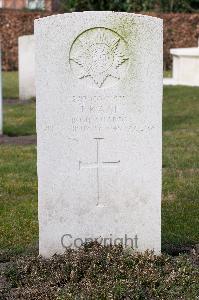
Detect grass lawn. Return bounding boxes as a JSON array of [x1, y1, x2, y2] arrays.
[[0, 74, 199, 257], [0, 146, 38, 256], [3, 100, 36, 136], [162, 86, 199, 251], [2, 71, 19, 99]]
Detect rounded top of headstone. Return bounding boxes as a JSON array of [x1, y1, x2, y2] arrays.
[[34, 11, 162, 26]]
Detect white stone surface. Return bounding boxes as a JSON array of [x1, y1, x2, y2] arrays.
[[0, 49, 2, 135], [170, 45, 199, 86], [35, 12, 163, 258], [18, 35, 35, 100]]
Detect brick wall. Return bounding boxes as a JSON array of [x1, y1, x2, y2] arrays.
[[153, 13, 199, 70], [1, 0, 26, 9], [0, 10, 199, 71], [0, 10, 51, 70]]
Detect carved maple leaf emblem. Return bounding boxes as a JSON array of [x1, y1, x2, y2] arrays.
[[70, 29, 128, 87]]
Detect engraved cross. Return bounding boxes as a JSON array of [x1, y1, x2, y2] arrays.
[[79, 138, 120, 206]]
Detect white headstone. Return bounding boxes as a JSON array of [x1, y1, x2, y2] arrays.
[[170, 44, 199, 87], [18, 35, 35, 100], [35, 12, 163, 258]]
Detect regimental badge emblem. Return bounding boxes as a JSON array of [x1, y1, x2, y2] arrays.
[[69, 27, 129, 88]]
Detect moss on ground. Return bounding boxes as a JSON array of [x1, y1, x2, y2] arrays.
[[2, 243, 199, 300]]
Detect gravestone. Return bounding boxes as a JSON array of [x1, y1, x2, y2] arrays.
[[18, 35, 35, 100], [170, 39, 199, 87], [35, 12, 163, 257]]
